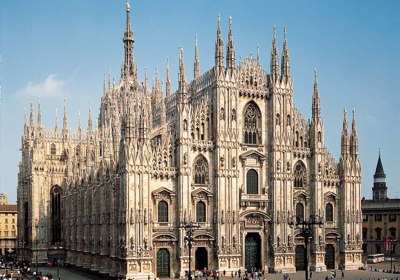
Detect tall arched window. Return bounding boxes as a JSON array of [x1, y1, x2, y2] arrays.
[[243, 102, 261, 145], [294, 161, 307, 188], [246, 169, 258, 194], [196, 201, 206, 223], [296, 202, 304, 223], [51, 185, 62, 244], [193, 155, 208, 185], [325, 203, 334, 222], [50, 143, 56, 155], [158, 200, 168, 223]]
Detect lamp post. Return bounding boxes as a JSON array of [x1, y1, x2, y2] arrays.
[[182, 221, 199, 280], [288, 214, 324, 280]]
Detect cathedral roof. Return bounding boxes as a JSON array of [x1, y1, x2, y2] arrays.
[[374, 153, 386, 179]]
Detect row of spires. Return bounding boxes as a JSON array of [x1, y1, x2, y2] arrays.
[[25, 101, 93, 134], [120, 0, 293, 90], [341, 108, 358, 157]]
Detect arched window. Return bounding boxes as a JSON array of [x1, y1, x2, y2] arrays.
[[193, 155, 208, 185], [243, 102, 261, 145], [296, 202, 304, 223], [294, 161, 306, 188], [325, 203, 333, 222], [246, 169, 258, 194], [158, 200, 168, 223], [51, 186, 62, 244], [50, 143, 56, 155], [196, 201, 206, 223]]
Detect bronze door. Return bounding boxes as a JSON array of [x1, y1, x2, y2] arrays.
[[245, 233, 261, 271]]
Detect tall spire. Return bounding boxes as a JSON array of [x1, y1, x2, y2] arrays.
[[194, 34, 200, 80], [55, 108, 58, 131], [281, 26, 291, 80], [178, 48, 186, 93], [37, 102, 42, 126], [226, 16, 236, 70], [350, 108, 358, 156], [165, 58, 172, 96], [341, 109, 349, 156], [77, 111, 82, 138], [88, 108, 93, 132], [121, 0, 136, 80], [215, 15, 224, 72], [63, 98, 68, 132], [312, 68, 320, 120], [29, 103, 34, 126], [270, 26, 279, 79]]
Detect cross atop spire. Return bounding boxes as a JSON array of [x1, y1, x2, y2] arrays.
[[121, 0, 136, 81]]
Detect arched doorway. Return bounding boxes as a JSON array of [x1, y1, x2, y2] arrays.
[[245, 233, 261, 272], [156, 249, 170, 278], [325, 244, 335, 269], [195, 247, 208, 271], [295, 245, 306, 271]]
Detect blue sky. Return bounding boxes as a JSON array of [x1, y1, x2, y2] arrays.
[[1, 0, 399, 202]]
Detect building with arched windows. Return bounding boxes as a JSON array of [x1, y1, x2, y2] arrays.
[[17, 2, 363, 279], [362, 154, 400, 256]]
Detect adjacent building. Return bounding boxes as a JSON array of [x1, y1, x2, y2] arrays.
[[362, 154, 400, 256], [17, 2, 363, 279], [0, 194, 17, 255]]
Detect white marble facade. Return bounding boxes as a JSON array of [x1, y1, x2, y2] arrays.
[[17, 2, 363, 279]]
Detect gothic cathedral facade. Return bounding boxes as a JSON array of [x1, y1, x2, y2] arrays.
[[17, 3, 363, 279]]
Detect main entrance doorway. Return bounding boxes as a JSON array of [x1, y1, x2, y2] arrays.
[[195, 247, 208, 270], [245, 233, 261, 272], [325, 244, 335, 269], [156, 249, 170, 278], [295, 245, 306, 271]]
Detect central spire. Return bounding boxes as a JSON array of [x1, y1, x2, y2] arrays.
[[121, 0, 136, 81], [312, 68, 320, 120]]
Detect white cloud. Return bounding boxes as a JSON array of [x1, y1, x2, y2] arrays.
[[16, 74, 65, 98]]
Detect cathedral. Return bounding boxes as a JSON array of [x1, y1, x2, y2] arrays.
[[17, 2, 364, 279]]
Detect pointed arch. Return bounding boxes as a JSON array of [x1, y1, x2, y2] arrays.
[[294, 160, 307, 188], [243, 101, 262, 145], [193, 155, 209, 185]]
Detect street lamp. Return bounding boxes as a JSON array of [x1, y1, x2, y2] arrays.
[[182, 221, 199, 280], [288, 214, 324, 280]]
